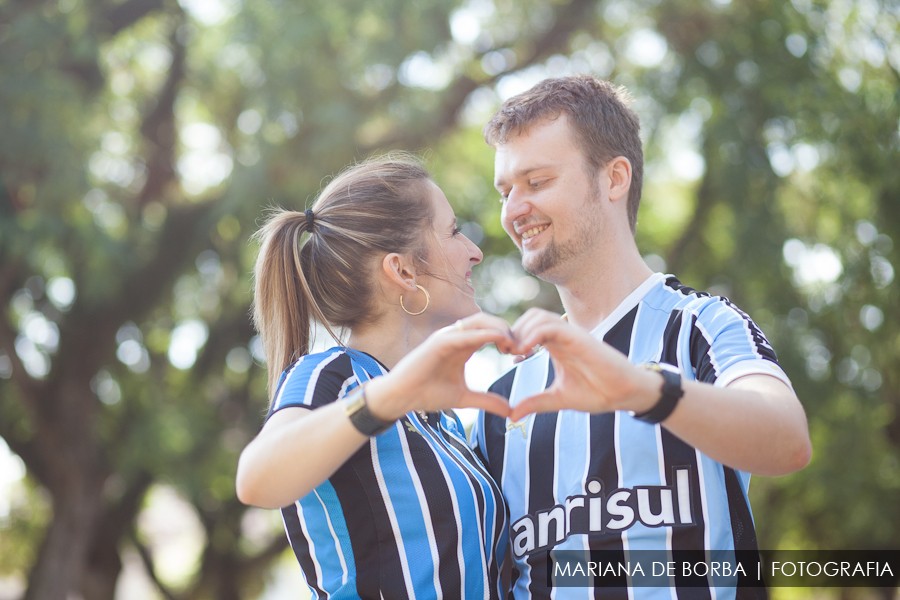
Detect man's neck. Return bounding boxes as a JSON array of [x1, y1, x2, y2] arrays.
[[556, 248, 654, 332]]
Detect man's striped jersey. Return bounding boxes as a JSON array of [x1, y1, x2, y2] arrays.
[[269, 347, 509, 599], [471, 273, 789, 599]]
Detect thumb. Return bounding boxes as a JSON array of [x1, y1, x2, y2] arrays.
[[508, 391, 558, 421], [458, 391, 512, 418]]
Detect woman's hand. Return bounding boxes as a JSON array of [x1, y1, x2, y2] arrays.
[[365, 312, 516, 420]]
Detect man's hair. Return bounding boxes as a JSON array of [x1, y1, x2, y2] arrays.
[[484, 75, 643, 232]]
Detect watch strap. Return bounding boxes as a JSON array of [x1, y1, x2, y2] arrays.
[[344, 385, 395, 436], [633, 362, 684, 424]]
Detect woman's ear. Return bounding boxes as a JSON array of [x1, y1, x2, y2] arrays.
[[381, 253, 418, 291]]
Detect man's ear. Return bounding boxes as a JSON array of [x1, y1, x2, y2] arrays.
[[381, 252, 418, 292], [605, 156, 632, 203]]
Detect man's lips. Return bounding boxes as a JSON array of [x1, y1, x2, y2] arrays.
[[518, 223, 549, 243]]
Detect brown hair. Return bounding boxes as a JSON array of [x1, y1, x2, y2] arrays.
[[484, 75, 644, 232], [252, 154, 433, 399]]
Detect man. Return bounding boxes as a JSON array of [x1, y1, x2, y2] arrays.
[[471, 75, 811, 598]]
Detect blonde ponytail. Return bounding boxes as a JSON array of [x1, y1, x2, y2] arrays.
[[250, 154, 433, 403]]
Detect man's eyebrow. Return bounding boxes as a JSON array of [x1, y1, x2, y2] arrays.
[[494, 164, 555, 189]]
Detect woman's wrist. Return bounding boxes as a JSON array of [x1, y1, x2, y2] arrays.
[[343, 383, 395, 436], [361, 377, 410, 422]]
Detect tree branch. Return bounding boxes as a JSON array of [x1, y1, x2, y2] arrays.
[[0, 309, 42, 415], [99, 0, 167, 37], [363, 0, 599, 152], [129, 530, 182, 600], [137, 10, 187, 208], [664, 138, 717, 272]]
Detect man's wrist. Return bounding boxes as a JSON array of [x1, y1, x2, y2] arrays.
[[631, 362, 684, 424]]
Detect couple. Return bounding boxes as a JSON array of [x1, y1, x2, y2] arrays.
[[235, 75, 811, 599]]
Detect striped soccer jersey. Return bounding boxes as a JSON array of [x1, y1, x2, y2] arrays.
[[269, 346, 509, 599], [471, 273, 789, 599]]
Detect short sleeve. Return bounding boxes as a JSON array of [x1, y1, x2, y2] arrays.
[[688, 296, 792, 389], [268, 349, 356, 418]]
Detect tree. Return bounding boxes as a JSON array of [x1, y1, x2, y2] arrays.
[[1, 0, 897, 598], [0, 0, 598, 597]]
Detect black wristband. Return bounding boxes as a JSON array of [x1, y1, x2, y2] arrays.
[[343, 385, 395, 436], [633, 362, 684, 424]]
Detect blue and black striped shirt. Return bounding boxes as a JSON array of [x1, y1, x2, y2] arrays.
[[471, 273, 788, 599], [270, 347, 509, 599]]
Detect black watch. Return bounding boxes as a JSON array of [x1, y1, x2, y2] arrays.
[[344, 386, 395, 436], [633, 362, 684, 424]]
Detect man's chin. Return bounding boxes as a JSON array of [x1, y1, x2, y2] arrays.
[[522, 254, 551, 278], [522, 254, 566, 284]]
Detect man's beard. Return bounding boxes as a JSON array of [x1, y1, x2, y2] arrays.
[[520, 189, 601, 281]]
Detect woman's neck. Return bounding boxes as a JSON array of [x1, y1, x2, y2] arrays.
[[346, 318, 430, 369]]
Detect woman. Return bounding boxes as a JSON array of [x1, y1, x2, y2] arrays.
[[235, 155, 512, 598]]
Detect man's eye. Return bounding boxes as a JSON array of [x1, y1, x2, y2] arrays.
[[530, 179, 547, 188]]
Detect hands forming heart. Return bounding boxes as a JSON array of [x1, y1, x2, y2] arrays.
[[386, 310, 648, 422]]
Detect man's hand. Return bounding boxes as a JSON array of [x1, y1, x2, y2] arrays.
[[506, 308, 657, 421]]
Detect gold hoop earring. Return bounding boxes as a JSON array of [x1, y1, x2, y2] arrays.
[[400, 284, 430, 316]]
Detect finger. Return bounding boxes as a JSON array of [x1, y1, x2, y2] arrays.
[[512, 321, 569, 356], [492, 336, 521, 356], [508, 392, 561, 421], [457, 391, 512, 418], [453, 321, 517, 355], [447, 329, 514, 356], [458, 312, 514, 335]]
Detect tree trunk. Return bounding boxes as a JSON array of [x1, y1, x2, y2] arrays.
[[25, 484, 103, 600]]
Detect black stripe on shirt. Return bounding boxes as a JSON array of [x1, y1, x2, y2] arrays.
[[335, 437, 407, 597], [660, 309, 710, 598], [585, 310, 637, 599], [281, 505, 328, 598], [527, 408, 560, 598], [483, 370, 515, 482], [442, 425, 507, 598], [688, 312, 717, 383], [408, 418, 464, 595], [721, 297, 779, 363], [725, 467, 768, 599]]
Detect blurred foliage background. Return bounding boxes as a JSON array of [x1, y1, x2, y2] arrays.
[[1, 0, 898, 598]]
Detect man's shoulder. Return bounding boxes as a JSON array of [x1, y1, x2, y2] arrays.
[[649, 275, 741, 317]]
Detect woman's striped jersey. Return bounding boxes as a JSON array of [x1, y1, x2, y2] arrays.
[[471, 273, 789, 599], [269, 347, 509, 599]]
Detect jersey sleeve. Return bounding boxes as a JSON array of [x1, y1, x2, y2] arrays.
[[688, 296, 792, 389], [268, 350, 356, 417], [469, 410, 487, 458]]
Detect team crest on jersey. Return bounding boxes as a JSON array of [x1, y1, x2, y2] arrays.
[[511, 467, 695, 558]]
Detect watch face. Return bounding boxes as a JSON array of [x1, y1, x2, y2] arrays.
[[344, 393, 366, 414], [657, 362, 680, 374], [343, 388, 393, 436]]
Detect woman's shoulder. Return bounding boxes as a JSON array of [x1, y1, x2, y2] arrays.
[[284, 346, 354, 380], [271, 347, 355, 411]]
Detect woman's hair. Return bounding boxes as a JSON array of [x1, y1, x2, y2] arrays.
[[483, 75, 644, 233], [252, 154, 433, 398]]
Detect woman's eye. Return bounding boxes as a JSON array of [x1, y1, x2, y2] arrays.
[[451, 226, 462, 236]]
